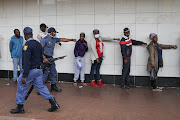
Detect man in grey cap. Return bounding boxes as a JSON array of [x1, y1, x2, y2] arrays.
[[10, 27, 60, 114], [40, 27, 76, 92]]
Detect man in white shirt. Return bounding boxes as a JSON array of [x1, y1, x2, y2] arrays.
[[37, 23, 48, 42]]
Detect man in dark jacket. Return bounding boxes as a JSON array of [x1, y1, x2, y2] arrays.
[[119, 28, 147, 89]]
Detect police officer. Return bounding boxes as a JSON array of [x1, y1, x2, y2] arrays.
[[119, 28, 147, 89], [40, 27, 76, 92], [10, 27, 60, 114]]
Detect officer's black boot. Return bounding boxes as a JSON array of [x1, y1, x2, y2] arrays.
[[50, 84, 62, 92], [48, 98, 60, 112], [10, 104, 25, 114]]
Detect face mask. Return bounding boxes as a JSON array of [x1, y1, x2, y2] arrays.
[[94, 34, 100, 38], [48, 33, 56, 38]]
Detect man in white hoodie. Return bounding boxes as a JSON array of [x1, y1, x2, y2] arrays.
[[90, 29, 119, 87], [37, 23, 48, 42]]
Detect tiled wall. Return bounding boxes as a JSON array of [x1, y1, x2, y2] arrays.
[[0, 0, 180, 77]]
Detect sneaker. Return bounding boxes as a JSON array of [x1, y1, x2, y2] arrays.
[[13, 80, 17, 84], [126, 86, 130, 89], [97, 80, 106, 87], [90, 80, 98, 87], [81, 82, 87, 86], [120, 86, 126, 89], [152, 88, 162, 92]]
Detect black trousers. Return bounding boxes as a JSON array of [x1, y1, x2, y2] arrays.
[[151, 79, 157, 89], [121, 59, 131, 87], [150, 64, 160, 89]]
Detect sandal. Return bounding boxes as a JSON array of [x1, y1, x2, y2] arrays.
[[81, 82, 87, 86], [73, 82, 77, 86]]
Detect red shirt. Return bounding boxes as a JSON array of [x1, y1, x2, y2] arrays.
[[96, 39, 103, 57]]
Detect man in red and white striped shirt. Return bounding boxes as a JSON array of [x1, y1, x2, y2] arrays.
[[119, 28, 147, 89]]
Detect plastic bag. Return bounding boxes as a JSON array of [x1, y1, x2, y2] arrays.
[[76, 58, 82, 70]]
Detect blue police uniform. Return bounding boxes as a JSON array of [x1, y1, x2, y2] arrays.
[[16, 38, 53, 105], [40, 35, 60, 85], [10, 27, 60, 114]]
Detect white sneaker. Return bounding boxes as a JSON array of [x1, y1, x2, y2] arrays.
[[152, 88, 162, 92]]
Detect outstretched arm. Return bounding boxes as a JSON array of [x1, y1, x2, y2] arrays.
[[132, 39, 147, 46], [101, 37, 120, 42], [113, 38, 120, 41], [159, 44, 177, 49], [61, 38, 76, 42]]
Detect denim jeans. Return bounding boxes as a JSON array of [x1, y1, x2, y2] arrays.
[[13, 58, 23, 81], [90, 57, 103, 80]]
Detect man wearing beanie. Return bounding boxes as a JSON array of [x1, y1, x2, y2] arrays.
[[147, 33, 177, 91], [117, 28, 147, 89]]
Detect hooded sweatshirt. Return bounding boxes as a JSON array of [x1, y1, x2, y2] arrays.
[[120, 35, 143, 60], [9, 35, 23, 58]]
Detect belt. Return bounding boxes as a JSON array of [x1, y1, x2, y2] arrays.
[[36, 66, 42, 69], [78, 56, 84, 58]]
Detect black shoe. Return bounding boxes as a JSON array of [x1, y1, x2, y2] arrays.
[[50, 84, 62, 92], [48, 98, 60, 112], [120, 86, 126, 89], [10, 104, 25, 114], [130, 84, 136, 88], [13, 80, 17, 84], [126, 86, 130, 89]]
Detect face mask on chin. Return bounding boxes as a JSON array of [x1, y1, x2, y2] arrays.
[[94, 34, 100, 38]]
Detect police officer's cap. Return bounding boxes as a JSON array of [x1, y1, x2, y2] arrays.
[[48, 27, 59, 33], [23, 27, 33, 35], [124, 28, 130, 33]]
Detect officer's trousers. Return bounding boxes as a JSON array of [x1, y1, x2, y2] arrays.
[[16, 69, 53, 105], [121, 59, 131, 87], [43, 61, 57, 84]]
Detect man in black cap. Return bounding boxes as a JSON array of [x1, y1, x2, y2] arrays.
[[40, 27, 76, 92], [116, 28, 147, 89], [37, 23, 48, 41], [10, 27, 60, 114]]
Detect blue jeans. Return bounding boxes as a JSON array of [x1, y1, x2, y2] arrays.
[[13, 58, 23, 81], [43, 61, 57, 84], [90, 57, 103, 80], [16, 69, 53, 105]]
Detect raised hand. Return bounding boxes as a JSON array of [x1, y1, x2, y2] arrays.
[[142, 42, 147, 46]]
